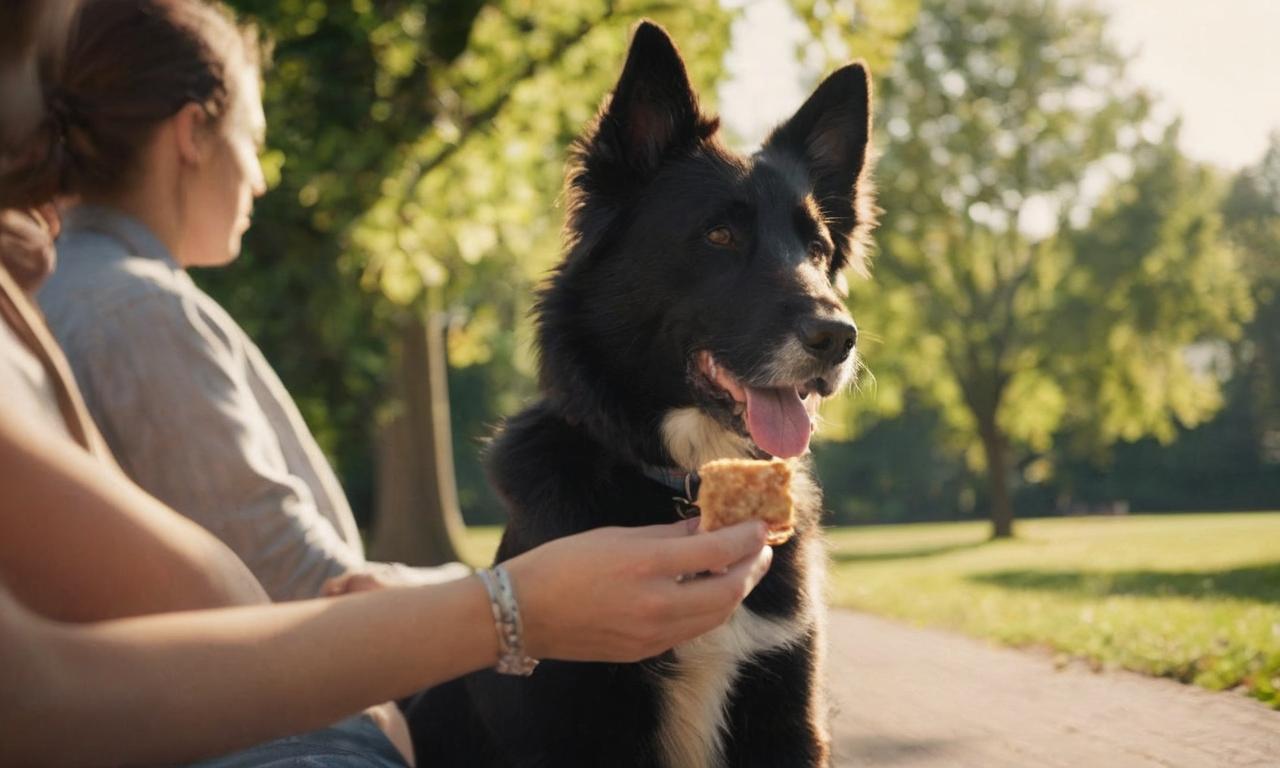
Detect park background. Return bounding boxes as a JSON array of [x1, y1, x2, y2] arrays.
[[207, 0, 1279, 707]]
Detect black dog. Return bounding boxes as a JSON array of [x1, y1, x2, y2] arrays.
[[410, 21, 874, 768]]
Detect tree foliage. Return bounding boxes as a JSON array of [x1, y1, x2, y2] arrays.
[[1221, 131, 1280, 448], [845, 0, 1251, 536], [790, 0, 921, 76]]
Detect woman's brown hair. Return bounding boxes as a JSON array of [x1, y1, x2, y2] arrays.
[[0, 0, 262, 210]]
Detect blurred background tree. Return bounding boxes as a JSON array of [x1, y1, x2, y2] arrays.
[[831, 0, 1250, 538], [1221, 132, 1280, 460], [1042, 131, 1280, 513]]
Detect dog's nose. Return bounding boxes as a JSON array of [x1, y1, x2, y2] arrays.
[[799, 318, 857, 365]]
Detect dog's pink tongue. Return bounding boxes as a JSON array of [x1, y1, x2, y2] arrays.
[[744, 386, 812, 458]]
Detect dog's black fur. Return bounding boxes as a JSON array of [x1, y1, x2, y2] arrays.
[[408, 21, 874, 768]]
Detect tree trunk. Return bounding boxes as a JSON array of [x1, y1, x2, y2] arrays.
[[370, 309, 467, 566], [978, 417, 1015, 539]]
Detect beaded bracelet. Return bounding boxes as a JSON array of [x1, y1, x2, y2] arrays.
[[477, 564, 539, 676]]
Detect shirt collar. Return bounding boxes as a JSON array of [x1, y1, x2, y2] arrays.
[[61, 204, 180, 269]]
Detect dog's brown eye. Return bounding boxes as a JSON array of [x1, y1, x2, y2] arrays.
[[706, 226, 734, 247]]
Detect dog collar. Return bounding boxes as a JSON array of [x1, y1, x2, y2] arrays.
[[641, 465, 701, 519]]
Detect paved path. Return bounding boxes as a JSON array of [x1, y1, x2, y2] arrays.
[[825, 610, 1280, 767]]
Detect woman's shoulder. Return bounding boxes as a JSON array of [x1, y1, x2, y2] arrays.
[[39, 235, 241, 378], [43, 226, 183, 317], [37, 209, 246, 379]]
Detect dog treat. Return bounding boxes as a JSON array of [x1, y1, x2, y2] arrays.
[[697, 458, 795, 545]]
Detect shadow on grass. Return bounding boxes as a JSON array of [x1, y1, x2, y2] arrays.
[[968, 562, 1280, 603], [832, 539, 990, 564]]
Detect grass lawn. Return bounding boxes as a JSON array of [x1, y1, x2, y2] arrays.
[[464, 513, 1280, 708], [827, 513, 1280, 708]]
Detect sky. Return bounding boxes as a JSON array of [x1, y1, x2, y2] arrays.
[[719, 0, 1280, 171], [719, 0, 811, 148]]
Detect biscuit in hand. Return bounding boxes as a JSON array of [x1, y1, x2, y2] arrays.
[[697, 458, 795, 545]]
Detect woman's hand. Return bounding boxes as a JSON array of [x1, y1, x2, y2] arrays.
[[504, 519, 773, 663]]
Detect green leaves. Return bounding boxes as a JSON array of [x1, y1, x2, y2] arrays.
[[842, 0, 1250, 528], [352, 1, 735, 322], [1062, 130, 1250, 447]]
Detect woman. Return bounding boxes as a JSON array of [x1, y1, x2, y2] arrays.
[[36, 0, 432, 601], [0, 1, 774, 764]]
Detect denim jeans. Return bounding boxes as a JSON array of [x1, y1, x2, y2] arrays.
[[188, 714, 407, 768]]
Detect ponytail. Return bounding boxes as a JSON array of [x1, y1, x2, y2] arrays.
[[0, 0, 262, 210]]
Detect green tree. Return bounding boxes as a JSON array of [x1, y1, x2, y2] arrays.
[[849, 0, 1250, 537], [1222, 131, 1280, 450], [790, 0, 921, 75], [1019, 134, 1280, 516]]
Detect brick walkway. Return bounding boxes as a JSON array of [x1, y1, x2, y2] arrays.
[[826, 610, 1280, 767]]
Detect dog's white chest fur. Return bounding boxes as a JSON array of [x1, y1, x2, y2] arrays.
[[656, 608, 807, 768], [655, 406, 823, 768]]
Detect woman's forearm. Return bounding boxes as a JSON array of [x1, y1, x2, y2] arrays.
[[8, 578, 497, 766], [0, 407, 268, 620]]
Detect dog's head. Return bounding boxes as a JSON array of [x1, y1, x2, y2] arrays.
[[537, 21, 875, 469]]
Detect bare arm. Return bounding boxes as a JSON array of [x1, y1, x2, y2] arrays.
[[0, 523, 771, 767], [0, 577, 494, 766], [0, 397, 771, 766], [0, 402, 268, 621]]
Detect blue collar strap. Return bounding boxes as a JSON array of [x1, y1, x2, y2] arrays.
[[641, 465, 701, 518]]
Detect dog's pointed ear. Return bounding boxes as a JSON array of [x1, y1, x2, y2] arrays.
[[595, 21, 711, 175], [765, 63, 875, 275]]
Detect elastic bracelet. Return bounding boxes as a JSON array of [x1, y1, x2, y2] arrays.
[[477, 565, 539, 676]]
